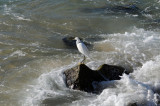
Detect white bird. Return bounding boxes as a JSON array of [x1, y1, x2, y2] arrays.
[[75, 37, 89, 63]]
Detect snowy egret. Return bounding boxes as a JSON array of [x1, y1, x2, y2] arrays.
[[75, 37, 89, 63]]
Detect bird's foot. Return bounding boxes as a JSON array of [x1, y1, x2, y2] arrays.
[[77, 55, 86, 65], [78, 62, 84, 65]]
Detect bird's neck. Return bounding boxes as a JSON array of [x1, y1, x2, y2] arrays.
[[76, 38, 81, 44]]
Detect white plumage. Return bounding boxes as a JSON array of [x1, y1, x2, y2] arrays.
[[75, 37, 89, 63]]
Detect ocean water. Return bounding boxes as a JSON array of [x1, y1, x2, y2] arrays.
[[0, 0, 160, 106]]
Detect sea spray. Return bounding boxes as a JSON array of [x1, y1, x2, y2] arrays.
[[0, 0, 160, 106]]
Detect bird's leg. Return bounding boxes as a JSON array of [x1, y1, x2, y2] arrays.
[[80, 55, 86, 64]]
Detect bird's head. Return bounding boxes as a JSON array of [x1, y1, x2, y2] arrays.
[[74, 37, 79, 41]]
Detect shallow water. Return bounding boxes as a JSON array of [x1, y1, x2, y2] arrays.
[[0, 0, 160, 106]]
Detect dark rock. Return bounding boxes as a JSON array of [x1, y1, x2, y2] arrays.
[[62, 37, 76, 48], [127, 103, 137, 106], [64, 64, 126, 93], [98, 64, 126, 80], [64, 64, 105, 92], [82, 4, 141, 15], [154, 19, 160, 23], [110, 5, 140, 14], [62, 36, 91, 49]]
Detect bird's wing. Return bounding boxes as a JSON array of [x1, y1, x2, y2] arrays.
[[77, 42, 89, 57]]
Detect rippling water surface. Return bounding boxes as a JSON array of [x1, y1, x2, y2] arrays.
[[0, 0, 160, 106]]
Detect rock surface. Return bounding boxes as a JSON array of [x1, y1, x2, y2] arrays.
[[127, 103, 137, 106], [64, 64, 126, 93], [81, 4, 142, 15]]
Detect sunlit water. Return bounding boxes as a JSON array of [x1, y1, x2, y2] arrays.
[[0, 0, 160, 106]]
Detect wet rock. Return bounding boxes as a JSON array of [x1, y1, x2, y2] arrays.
[[62, 36, 91, 49], [127, 102, 137, 106], [63, 64, 126, 93], [82, 4, 141, 15], [62, 37, 76, 48], [98, 64, 126, 80], [154, 19, 160, 23], [110, 5, 140, 14]]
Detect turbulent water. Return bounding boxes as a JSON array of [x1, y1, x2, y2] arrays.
[[0, 0, 160, 106]]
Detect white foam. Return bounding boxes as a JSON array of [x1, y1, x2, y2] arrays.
[[131, 55, 160, 92], [143, 36, 154, 43], [23, 64, 76, 106], [22, 57, 160, 106], [0, 41, 12, 46], [3, 50, 26, 60], [3, 4, 31, 21], [21, 27, 160, 106], [95, 27, 160, 69], [106, 75, 155, 105], [10, 50, 26, 57], [144, 14, 153, 19], [0, 66, 5, 72], [3, 4, 11, 15], [12, 14, 31, 21], [70, 74, 158, 106], [29, 42, 41, 47]]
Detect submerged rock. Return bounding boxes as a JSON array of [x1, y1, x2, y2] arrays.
[[62, 36, 91, 49], [64, 64, 126, 93], [82, 4, 142, 15], [62, 37, 76, 48]]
